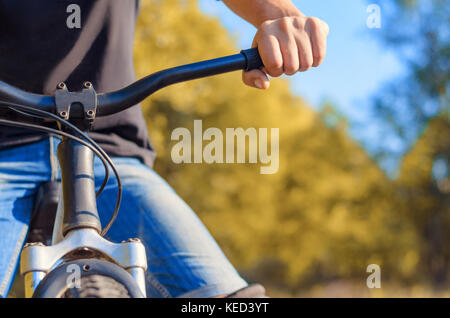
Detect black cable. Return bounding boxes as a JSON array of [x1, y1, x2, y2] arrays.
[[0, 102, 122, 236], [0, 107, 122, 236], [7, 107, 48, 120], [3, 103, 110, 198], [0, 119, 108, 174]]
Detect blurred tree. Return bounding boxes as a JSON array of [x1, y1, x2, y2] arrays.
[[133, 0, 419, 293], [369, 0, 449, 286], [369, 0, 449, 160], [396, 116, 450, 286]]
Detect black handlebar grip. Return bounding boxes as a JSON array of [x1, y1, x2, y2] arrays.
[[240, 48, 264, 71]]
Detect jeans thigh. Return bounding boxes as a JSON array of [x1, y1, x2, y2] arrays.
[[94, 157, 247, 298], [0, 138, 53, 297]]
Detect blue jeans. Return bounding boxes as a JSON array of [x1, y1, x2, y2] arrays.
[[0, 137, 247, 298]]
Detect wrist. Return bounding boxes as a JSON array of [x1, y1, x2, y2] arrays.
[[253, 1, 305, 27], [222, 0, 305, 28]]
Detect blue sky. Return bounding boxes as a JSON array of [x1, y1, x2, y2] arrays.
[[199, 0, 407, 166]]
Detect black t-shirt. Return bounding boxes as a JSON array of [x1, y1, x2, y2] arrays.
[[0, 0, 156, 166]]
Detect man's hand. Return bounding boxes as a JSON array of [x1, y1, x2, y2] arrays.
[[222, 0, 329, 89], [246, 16, 329, 89]]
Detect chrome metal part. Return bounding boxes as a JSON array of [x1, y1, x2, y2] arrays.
[[20, 228, 147, 297]]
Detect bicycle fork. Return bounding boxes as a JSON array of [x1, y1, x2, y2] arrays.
[[20, 138, 147, 297]]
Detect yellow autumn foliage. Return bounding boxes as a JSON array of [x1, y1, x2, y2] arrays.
[[132, 0, 449, 295]]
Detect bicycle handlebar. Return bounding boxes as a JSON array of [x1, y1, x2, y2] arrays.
[[0, 48, 263, 118]]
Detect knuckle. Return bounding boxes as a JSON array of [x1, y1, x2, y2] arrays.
[[307, 17, 320, 28], [283, 58, 298, 75], [271, 70, 283, 77], [260, 20, 272, 31], [313, 52, 324, 62], [278, 16, 291, 31], [308, 16, 329, 35], [267, 59, 283, 72], [300, 66, 311, 72], [314, 48, 327, 64], [285, 66, 297, 75], [301, 58, 313, 71], [292, 16, 305, 30], [268, 65, 283, 77]]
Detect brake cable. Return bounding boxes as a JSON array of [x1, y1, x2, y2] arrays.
[[0, 101, 121, 236]]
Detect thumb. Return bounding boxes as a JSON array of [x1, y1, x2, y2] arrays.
[[242, 69, 270, 90]]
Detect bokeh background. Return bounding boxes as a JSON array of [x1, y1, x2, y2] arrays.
[[134, 0, 449, 297]]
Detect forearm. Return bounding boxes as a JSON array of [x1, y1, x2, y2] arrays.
[[222, 0, 304, 27]]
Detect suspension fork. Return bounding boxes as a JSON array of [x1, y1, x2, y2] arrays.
[[52, 138, 102, 241], [21, 138, 147, 297]]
